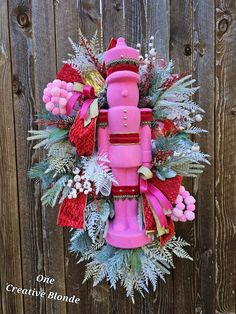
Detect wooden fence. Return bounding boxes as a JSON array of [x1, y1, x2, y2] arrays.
[[1, 0, 235, 313]]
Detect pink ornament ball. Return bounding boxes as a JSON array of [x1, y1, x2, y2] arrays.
[[172, 208, 183, 218], [187, 204, 196, 211], [51, 86, 61, 97], [60, 89, 68, 98], [61, 81, 67, 89], [185, 210, 195, 221], [67, 92, 73, 100], [180, 185, 185, 193], [52, 107, 60, 115], [59, 98, 67, 107], [47, 82, 53, 88], [66, 82, 74, 92], [176, 202, 185, 210], [176, 195, 183, 203], [43, 95, 50, 103], [51, 96, 60, 104], [53, 79, 62, 87], [45, 102, 54, 112], [44, 87, 51, 96], [185, 195, 196, 205], [179, 215, 187, 222], [170, 214, 179, 222], [60, 108, 67, 115], [182, 190, 190, 198]]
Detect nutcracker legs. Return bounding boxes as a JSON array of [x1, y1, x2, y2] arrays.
[[105, 167, 151, 248]]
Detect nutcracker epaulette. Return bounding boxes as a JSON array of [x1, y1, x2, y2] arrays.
[[97, 110, 108, 127], [140, 110, 153, 126]]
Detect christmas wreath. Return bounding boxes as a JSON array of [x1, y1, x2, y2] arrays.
[[28, 30, 209, 301]]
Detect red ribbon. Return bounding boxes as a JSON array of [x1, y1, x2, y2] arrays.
[[67, 85, 96, 119], [140, 178, 172, 229]]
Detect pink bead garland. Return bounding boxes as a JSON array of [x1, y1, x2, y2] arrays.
[[42, 79, 74, 115], [170, 185, 196, 222]]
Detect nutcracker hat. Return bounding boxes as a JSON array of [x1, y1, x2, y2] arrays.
[[105, 37, 140, 77]]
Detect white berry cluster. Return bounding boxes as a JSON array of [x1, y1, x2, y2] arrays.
[[137, 35, 157, 63], [67, 167, 92, 199]]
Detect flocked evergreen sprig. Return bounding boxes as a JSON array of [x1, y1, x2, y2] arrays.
[[70, 205, 192, 302]]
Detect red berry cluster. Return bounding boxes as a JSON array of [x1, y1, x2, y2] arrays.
[[161, 73, 187, 91], [153, 149, 173, 166]]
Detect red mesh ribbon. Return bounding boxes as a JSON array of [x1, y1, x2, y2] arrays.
[[142, 194, 157, 232], [110, 133, 140, 144], [141, 191, 175, 244], [160, 217, 175, 247], [57, 64, 83, 83], [150, 175, 182, 203], [69, 114, 96, 156], [140, 175, 181, 241], [57, 194, 87, 229]]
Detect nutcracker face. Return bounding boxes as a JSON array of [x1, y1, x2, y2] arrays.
[[106, 71, 140, 108]]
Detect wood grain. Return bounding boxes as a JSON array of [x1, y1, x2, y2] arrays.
[[7, 0, 46, 313], [193, 1, 216, 314], [170, 1, 195, 313], [0, 0, 24, 313], [31, 1, 67, 313], [215, 1, 236, 312]]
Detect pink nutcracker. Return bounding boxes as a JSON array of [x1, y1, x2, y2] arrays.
[[97, 38, 153, 249]]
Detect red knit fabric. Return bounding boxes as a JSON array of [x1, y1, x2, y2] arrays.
[[57, 64, 83, 83], [57, 194, 87, 229], [69, 113, 96, 156], [142, 194, 157, 233], [160, 218, 175, 247], [150, 175, 182, 204]]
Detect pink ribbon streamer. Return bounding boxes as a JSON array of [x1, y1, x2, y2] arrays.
[[140, 178, 172, 228], [66, 85, 96, 118]]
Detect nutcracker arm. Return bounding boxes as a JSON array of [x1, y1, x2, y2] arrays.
[[97, 109, 110, 156], [140, 109, 152, 168]]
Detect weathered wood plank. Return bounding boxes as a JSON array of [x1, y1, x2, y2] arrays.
[[170, 1, 195, 313], [102, 0, 125, 48], [7, 0, 46, 313], [31, 1, 67, 313], [0, 0, 24, 313], [147, 0, 170, 61], [215, 1, 236, 313], [192, 1, 216, 313]]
